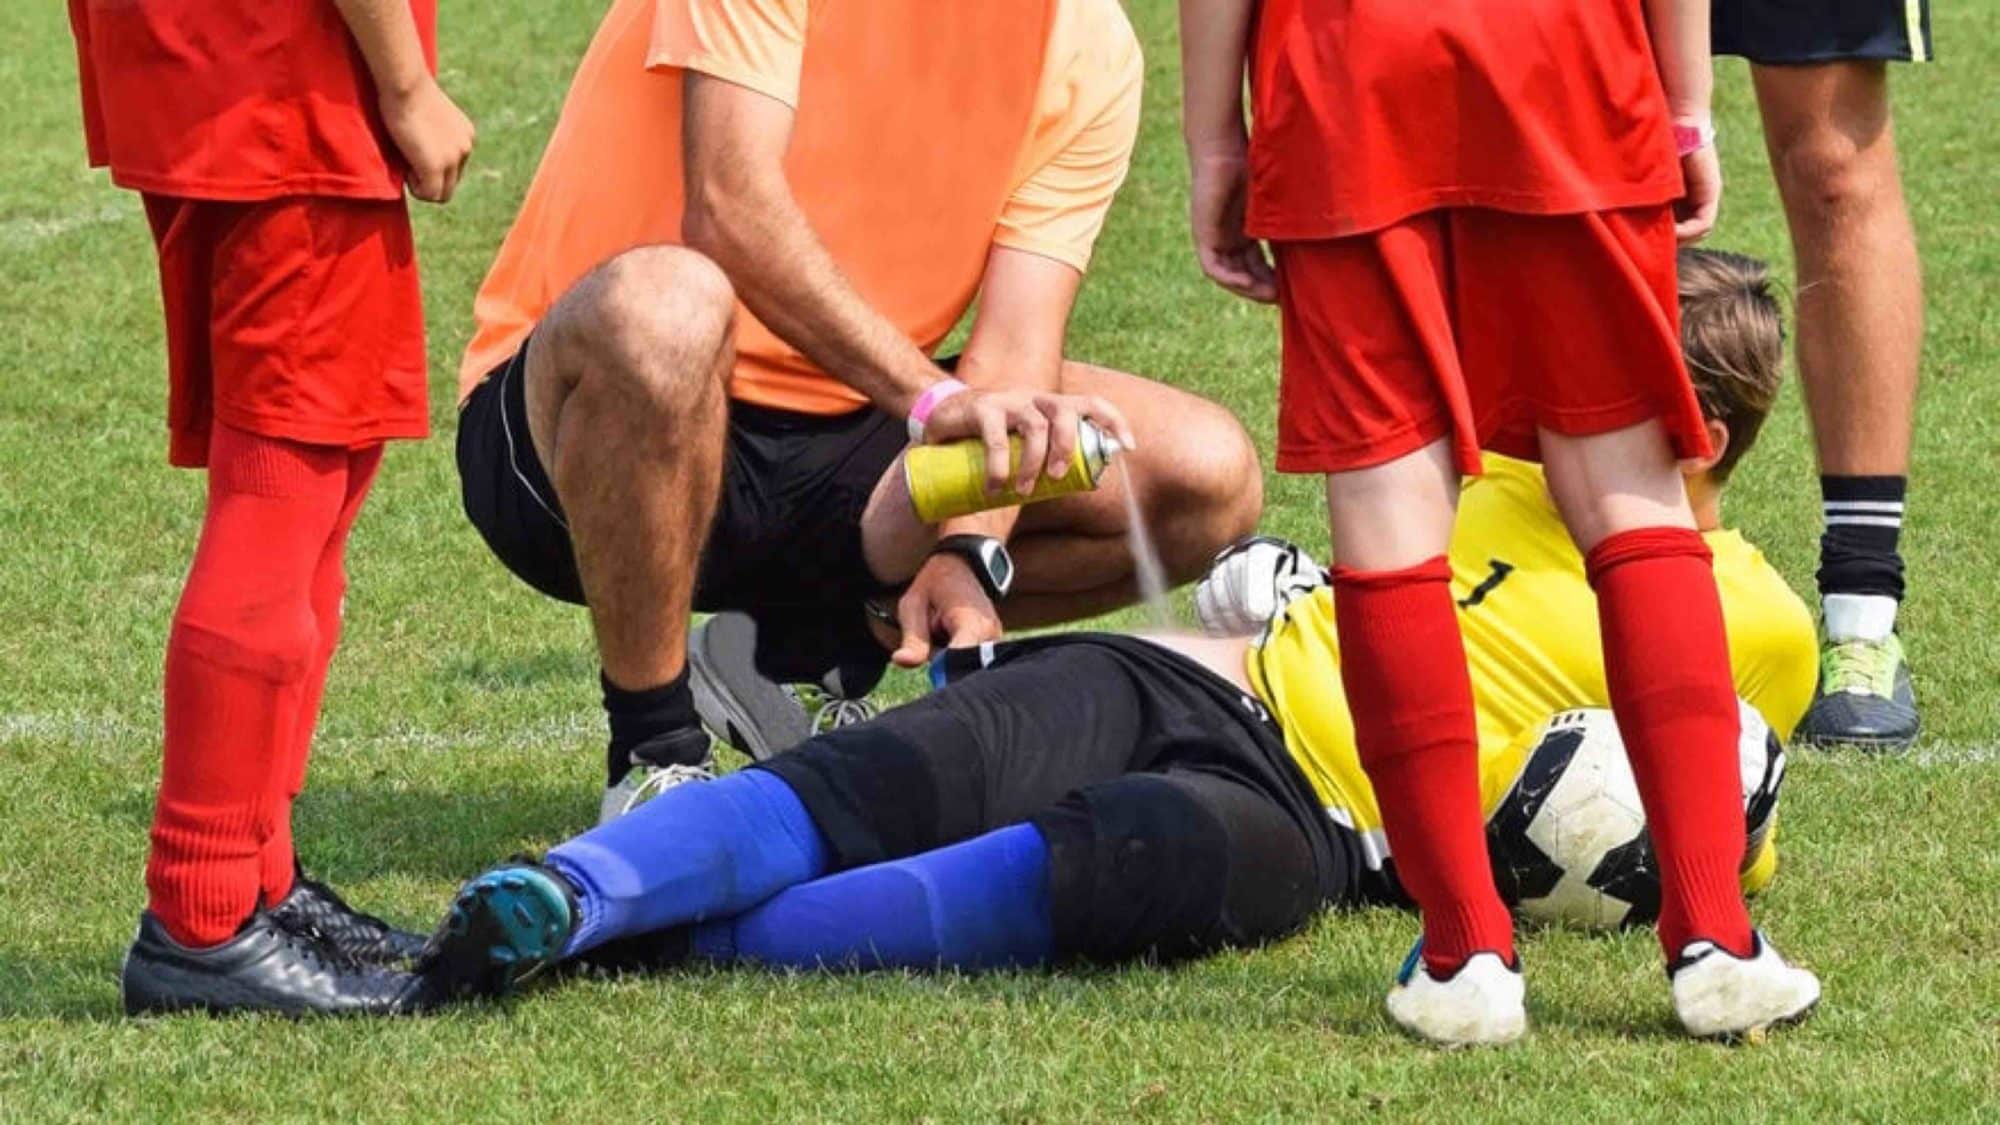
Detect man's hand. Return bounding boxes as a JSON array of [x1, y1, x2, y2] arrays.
[[1188, 152, 1276, 303], [922, 388, 1138, 497], [382, 78, 475, 203], [889, 554, 1003, 668], [1675, 143, 1722, 244]]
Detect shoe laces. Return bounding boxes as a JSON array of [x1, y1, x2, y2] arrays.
[[810, 695, 878, 734], [618, 760, 716, 814], [1822, 638, 1899, 697]]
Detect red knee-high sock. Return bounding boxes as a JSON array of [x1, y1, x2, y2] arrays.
[[258, 444, 383, 906], [1335, 558, 1514, 976], [147, 423, 350, 948], [1587, 527, 1754, 960]]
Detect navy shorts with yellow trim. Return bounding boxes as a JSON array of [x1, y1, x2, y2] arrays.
[[1715, 0, 1933, 64]]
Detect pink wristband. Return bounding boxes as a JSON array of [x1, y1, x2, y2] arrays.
[[907, 378, 969, 442], [1674, 120, 1716, 157]]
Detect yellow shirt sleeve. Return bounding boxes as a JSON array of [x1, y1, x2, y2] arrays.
[[1710, 531, 1820, 742], [648, 0, 808, 107], [993, 0, 1142, 273]]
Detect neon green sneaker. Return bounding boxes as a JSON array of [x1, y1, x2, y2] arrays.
[[1796, 633, 1919, 751]]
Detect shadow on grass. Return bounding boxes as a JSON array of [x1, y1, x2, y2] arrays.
[[97, 776, 594, 883], [0, 953, 126, 1020]]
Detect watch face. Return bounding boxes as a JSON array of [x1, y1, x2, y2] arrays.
[[982, 540, 1015, 596]]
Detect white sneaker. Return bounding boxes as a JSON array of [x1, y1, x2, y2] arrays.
[[1384, 944, 1527, 1047], [597, 760, 715, 824], [1670, 931, 1820, 1040]]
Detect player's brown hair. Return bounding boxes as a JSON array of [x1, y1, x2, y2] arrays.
[[1679, 248, 1786, 483]]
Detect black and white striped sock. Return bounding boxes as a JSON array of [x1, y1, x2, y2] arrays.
[[1818, 475, 1906, 642]]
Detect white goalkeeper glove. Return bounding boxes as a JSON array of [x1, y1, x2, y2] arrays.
[[1194, 535, 1328, 637]]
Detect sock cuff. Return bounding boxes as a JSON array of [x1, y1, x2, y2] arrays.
[[1330, 555, 1452, 591], [207, 424, 346, 498], [1820, 474, 1908, 504], [1585, 527, 1710, 587]]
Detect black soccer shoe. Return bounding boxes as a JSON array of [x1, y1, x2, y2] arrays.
[[420, 861, 580, 1002], [271, 866, 428, 967], [121, 910, 427, 1017]]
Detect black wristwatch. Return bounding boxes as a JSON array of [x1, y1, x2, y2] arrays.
[[930, 534, 1015, 603]]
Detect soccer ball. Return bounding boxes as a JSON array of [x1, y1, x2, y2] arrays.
[[1486, 701, 1786, 931]]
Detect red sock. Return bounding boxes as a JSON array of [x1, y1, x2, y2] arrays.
[[258, 444, 383, 906], [147, 423, 350, 948], [1587, 527, 1755, 960], [1335, 558, 1514, 976]]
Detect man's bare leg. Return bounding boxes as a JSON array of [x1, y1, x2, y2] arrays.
[[861, 361, 1265, 626], [523, 246, 738, 784], [1754, 62, 1922, 746]]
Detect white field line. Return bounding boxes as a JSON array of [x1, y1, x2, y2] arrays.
[[2, 709, 1995, 765], [0, 200, 134, 251], [0, 711, 596, 753]]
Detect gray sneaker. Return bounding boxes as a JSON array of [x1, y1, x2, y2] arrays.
[[1796, 633, 1920, 751], [688, 613, 877, 759]]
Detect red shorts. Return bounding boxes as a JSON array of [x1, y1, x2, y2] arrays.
[[143, 194, 429, 468], [1272, 206, 1708, 477]]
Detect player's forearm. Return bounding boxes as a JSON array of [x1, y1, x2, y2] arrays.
[[683, 158, 939, 418], [331, 0, 432, 100], [1645, 0, 1714, 121], [1179, 0, 1256, 160]]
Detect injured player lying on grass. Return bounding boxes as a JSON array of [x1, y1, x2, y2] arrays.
[[415, 251, 1819, 1039]]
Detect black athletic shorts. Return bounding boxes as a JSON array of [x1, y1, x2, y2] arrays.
[[756, 634, 1369, 965], [456, 339, 907, 692], [1715, 0, 1934, 64]]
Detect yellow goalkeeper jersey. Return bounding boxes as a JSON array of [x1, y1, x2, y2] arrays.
[[1246, 455, 1816, 891]]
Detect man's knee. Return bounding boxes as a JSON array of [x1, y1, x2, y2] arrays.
[[1763, 70, 1898, 226], [548, 246, 737, 416], [1145, 403, 1264, 577]]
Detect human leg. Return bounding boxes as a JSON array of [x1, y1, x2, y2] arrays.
[[1753, 61, 1922, 745]]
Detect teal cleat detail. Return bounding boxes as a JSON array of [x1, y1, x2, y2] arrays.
[[420, 862, 578, 1002], [1797, 634, 1919, 751]]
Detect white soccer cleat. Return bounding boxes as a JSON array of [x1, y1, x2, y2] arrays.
[[1670, 931, 1820, 1040], [1384, 945, 1527, 1047]]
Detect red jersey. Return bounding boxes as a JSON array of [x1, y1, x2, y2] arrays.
[[69, 0, 438, 201], [1246, 0, 1682, 240]]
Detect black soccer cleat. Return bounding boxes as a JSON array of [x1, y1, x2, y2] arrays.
[[1796, 634, 1920, 751], [420, 861, 579, 1002], [121, 910, 427, 1017], [271, 866, 428, 967]]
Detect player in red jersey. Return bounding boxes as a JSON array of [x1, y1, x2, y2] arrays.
[[71, 0, 473, 1016], [1178, 0, 1818, 1043]]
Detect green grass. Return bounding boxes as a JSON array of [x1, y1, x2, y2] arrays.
[[4, 2, 1999, 1120]]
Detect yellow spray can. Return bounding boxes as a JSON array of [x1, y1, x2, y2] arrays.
[[906, 419, 1124, 523]]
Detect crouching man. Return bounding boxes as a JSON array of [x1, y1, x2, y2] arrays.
[[454, 0, 1262, 821]]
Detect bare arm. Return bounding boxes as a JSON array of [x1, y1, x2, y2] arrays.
[[888, 247, 1130, 668], [1646, 0, 1721, 241], [1178, 0, 1274, 301], [680, 72, 1131, 479], [331, 0, 473, 203], [680, 72, 939, 417]]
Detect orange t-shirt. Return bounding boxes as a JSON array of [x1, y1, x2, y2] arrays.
[[69, 0, 438, 201], [460, 0, 1143, 414], [1246, 0, 1681, 240]]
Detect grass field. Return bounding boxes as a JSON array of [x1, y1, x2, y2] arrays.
[[4, 2, 1999, 1120]]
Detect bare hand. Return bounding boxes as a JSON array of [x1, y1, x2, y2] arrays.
[[889, 554, 1003, 668], [381, 77, 475, 204], [922, 388, 1138, 497], [1189, 151, 1276, 303], [1675, 145, 1722, 244]]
